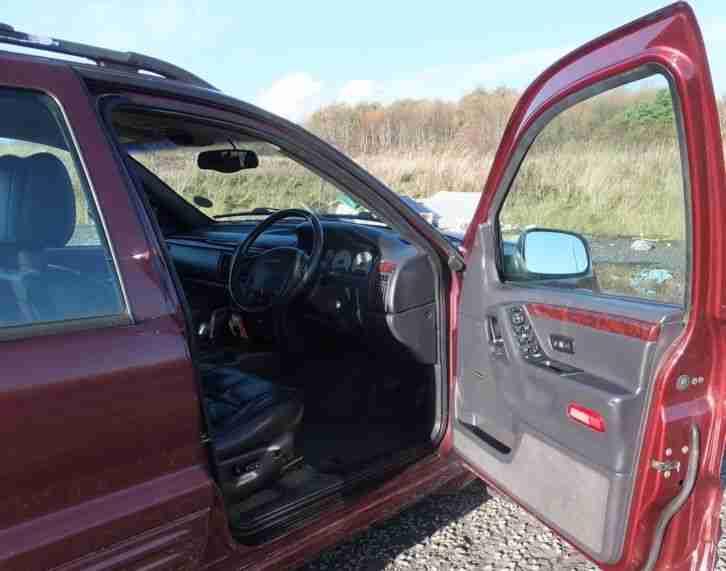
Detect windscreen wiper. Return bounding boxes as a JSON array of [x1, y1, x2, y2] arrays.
[[214, 207, 280, 219]]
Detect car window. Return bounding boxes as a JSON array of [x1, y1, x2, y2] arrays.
[[136, 142, 360, 218], [498, 74, 687, 305], [0, 89, 125, 330]]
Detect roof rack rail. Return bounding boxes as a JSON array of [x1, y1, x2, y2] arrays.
[[0, 23, 217, 90]]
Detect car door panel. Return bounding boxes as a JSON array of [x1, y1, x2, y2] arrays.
[[453, 4, 726, 570], [52, 506, 210, 571], [456, 224, 685, 560], [0, 55, 214, 569]]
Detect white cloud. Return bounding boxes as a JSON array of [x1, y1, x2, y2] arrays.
[[255, 47, 572, 122], [338, 80, 378, 104], [381, 46, 572, 102], [257, 72, 324, 121]]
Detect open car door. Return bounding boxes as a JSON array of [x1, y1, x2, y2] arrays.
[[453, 3, 726, 570]]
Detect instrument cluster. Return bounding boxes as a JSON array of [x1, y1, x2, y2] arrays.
[[323, 248, 374, 275]]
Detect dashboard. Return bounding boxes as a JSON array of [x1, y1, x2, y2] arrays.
[[166, 219, 438, 363]]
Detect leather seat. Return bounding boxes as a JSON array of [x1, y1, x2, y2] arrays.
[[0, 153, 121, 326], [202, 366, 304, 500]]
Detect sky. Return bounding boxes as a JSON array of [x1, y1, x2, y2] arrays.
[[2, 1, 726, 122]]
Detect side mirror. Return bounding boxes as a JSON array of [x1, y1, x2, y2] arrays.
[[198, 149, 259, 173], [516, 229, 590, 277]]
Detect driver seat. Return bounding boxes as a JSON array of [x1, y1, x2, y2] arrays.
[[201, 365, 304, 500]]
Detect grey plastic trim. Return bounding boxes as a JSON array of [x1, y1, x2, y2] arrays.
[[455, 221, 688, 562], [643, 423, 700, 571]]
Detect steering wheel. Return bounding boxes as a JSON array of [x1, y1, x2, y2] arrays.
[[228, 208, 324, 313]]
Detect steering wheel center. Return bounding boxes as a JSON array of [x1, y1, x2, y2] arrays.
[[243, 248, 300, 304], [228, 209, 324, 313]]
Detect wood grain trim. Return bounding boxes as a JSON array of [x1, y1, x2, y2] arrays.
[[526, 303, 661, 341]]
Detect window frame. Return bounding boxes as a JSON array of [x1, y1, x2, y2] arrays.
[[492, 64, 692, 310], [0, 88, 130, 342]]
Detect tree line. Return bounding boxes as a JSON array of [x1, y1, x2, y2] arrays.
[[306, 86, 726, 156]]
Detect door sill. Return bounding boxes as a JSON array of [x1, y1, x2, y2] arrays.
[[229, 443, 433, 544]]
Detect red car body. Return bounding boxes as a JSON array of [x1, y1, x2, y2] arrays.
[[0, 3, 724, 570]]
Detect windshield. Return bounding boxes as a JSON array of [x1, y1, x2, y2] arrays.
[[113, 108, 377, 222], [131, 142, 376, 220]]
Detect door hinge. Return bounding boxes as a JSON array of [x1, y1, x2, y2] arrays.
[[651, 458, 681, 477]]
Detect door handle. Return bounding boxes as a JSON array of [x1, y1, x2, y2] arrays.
[[486, 316, 506, 356]]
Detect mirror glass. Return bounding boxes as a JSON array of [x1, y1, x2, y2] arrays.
[[522, 230, 589, 276], [197, 149, 259, 173]]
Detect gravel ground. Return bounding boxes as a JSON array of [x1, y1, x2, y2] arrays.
[[588, 237, 686, 269], [301, 481, 726, 571]]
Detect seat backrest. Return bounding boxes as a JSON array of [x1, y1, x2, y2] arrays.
[[0, 152, 116, 325], [1, 152, 76, 268]]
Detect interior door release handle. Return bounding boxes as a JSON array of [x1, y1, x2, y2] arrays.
[[486, 316, 502, 344], [486, 316, 506, 356], [550, 334, 574, 354]]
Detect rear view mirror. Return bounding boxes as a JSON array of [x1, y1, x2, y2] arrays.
[[198, 149, 259, 173], [193, 195, 213, 208], [517, 229, 590, 277]]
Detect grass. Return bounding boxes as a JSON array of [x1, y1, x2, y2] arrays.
[[134, 137, 687, 242], [500, 140, 685, 239], [134, 149, 342, 218], [355, 141, 685, 240]]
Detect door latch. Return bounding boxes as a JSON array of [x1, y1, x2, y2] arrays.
[[651, 458, 681, 477]]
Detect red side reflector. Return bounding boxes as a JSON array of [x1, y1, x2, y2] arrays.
[[378, 260, 397, 273], [567, 403, 606, 433]]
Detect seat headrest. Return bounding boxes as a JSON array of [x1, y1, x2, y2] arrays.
[[0, 153, 76, 249]]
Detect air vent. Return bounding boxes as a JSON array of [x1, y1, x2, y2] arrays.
[[373, 272, 391, 311], [371, 260, 397, 311]]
